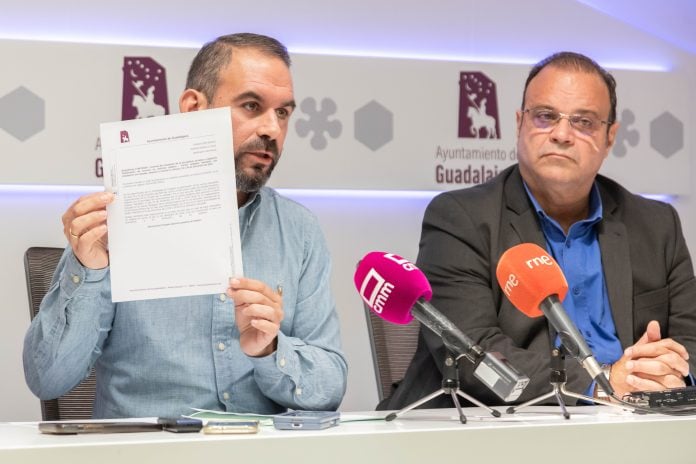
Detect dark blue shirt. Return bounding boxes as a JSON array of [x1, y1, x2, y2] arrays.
[[523, 182, 623, 367]]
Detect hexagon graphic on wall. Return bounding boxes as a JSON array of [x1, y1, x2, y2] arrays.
[[354, 100, 393, 151], [650, 111, 683, 158], [0, 86, 45, 141]]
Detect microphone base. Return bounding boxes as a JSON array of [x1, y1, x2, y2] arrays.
[[506, 382, 626, 419], [384, 351, 502, 423], [506, 349, 632, 418]]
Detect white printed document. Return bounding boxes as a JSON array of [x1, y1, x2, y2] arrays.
[[100, 107, 243, 302]]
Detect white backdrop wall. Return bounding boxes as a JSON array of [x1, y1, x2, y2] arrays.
[[1, 7, 696, 420]]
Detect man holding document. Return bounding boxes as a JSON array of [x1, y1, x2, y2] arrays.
[[23, 33, 348, 418]]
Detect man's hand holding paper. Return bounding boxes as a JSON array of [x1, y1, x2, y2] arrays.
[[62, 192, 114, 270], [228, 277, 285, 357]]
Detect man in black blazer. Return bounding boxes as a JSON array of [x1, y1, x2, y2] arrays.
[[381, 52, 696, 409]]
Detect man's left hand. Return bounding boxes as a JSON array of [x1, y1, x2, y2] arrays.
[[610, 321, 689, 396], [228, 277, 284, 357]]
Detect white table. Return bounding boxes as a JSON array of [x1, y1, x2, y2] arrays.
[[2, 407, 695, 464]]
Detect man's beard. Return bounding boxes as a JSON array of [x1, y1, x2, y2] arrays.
[[235, 138, 279, 193]]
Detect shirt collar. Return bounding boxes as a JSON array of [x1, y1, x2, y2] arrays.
[[523, 181, 603, 234], [238, 188, 265, 228], [239, 189, 262, 210]]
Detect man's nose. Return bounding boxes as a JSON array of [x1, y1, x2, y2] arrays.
[[549, 116, 575, 145], [256, 110, 281, 140]]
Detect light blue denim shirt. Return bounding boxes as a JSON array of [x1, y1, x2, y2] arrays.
[[23, 187, 347, 418]]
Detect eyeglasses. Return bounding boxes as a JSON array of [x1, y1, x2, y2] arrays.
[[522, 107, 610, 136]]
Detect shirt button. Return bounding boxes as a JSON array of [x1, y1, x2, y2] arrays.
[[572, 287, 580, 295], [71, 275, 80, 284], [279, 358, 286, 367], [218, 294, 226, 302], [295, 388, 302, 396], [218, 342, 225, 351], [222, 392, 230, 400]]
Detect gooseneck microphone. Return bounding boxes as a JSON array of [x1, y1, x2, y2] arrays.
[[495, 243, 614, 396], [355, 251, 529, 402]]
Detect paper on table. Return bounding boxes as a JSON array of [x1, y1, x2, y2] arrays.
[[100, 107, 243, 302], [186, 408, 275, 426], [186, 408, 385, 426]]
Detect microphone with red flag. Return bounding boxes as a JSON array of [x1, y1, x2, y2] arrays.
[[496, 243, 614, 396], [355, 251, 529, 402]]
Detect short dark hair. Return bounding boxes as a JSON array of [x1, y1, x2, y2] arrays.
[[521, 51, 617, 125], [185, 33, 291, 102]]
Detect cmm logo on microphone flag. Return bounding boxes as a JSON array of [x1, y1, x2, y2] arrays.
[[358, 268, 394, 314], [354, 251, 432, 324], [458, 71, 501, 139], [121, 57, 169, 120]]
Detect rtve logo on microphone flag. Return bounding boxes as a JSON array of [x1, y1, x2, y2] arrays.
[[458, 71, 501, 139], [500, 252, 554, 298]]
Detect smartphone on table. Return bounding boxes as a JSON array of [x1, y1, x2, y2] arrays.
[[272, 410, 340, 430], [202, 420, 259, 434], [38, 421, 162, 435], [157, 417, 203, 433]]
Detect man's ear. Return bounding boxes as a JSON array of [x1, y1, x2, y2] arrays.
[[179, 89, 209, 113]]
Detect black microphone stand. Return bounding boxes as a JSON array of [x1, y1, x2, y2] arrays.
[[386, 349, 502, 424], [506, 346, 623, 419]]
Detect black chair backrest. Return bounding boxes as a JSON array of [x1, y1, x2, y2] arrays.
[[24, 247, 97, 420], [364, 304, 421, 401]]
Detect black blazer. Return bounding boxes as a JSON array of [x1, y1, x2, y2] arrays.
[[380, 165, 696, 409]]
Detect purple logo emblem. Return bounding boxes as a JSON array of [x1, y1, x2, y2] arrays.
[[121, 57, 169, 120], [458, 72, 500, 139], [120, 130, 130, 143]]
